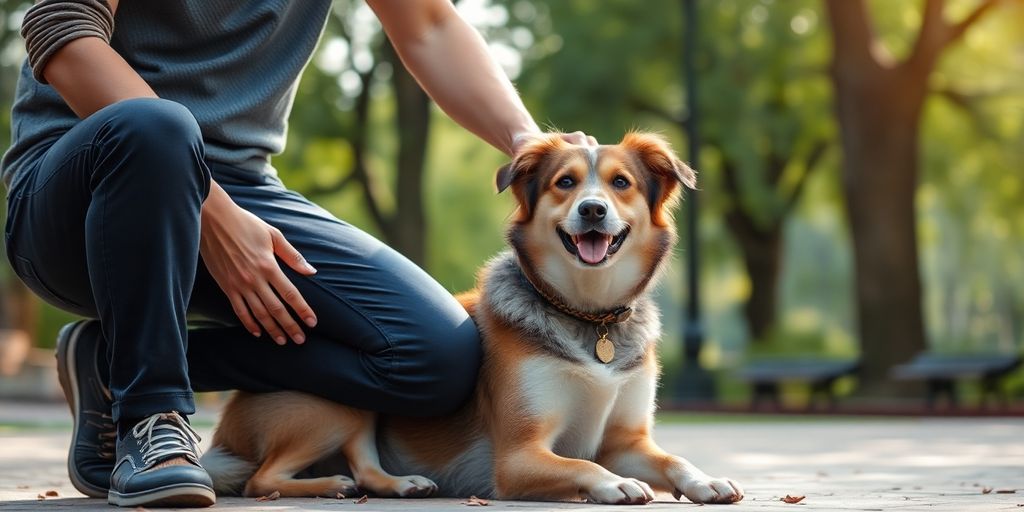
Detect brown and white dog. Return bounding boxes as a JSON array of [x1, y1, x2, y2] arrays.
[[200, 132, 744, 505]]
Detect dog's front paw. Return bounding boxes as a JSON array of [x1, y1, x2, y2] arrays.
[[392, 475, 438, 498], [674, 477, 743, 504], [584, 477, 655, 505], [325, 474, 359, 497]]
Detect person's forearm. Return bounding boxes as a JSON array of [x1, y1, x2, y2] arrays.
[[43, 37, 157, 118], [369, 0, 539, 156], [35, 0, 157, 118]]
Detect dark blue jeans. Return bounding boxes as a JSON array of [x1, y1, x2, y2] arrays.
[[4, 98, 481, 423]]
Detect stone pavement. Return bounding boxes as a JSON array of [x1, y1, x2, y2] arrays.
[[0, 402, 1021, 511]]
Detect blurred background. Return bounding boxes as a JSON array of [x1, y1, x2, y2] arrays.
[[0, 0, 1022, 413]]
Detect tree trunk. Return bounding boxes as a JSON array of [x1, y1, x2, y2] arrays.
[[385, 43, 431, 266], [726, 213, 783, 342], [825, 0, 1001, 397], [831, 60, 929, 396]]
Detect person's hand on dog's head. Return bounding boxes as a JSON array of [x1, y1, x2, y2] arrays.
[[511, 131, 598, 156]]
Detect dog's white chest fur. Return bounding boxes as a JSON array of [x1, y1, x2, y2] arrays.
[[519, 357, 628, 460]]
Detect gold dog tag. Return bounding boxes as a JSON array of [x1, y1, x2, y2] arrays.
[[595, 336, 615, 363], [595, 323, 614, 363]]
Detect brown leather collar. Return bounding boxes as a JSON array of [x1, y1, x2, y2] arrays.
[[519, 269, 633, 325]]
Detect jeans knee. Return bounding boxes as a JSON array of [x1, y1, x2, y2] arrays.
[[93, 98, 209, 195], [386, 318, 482, 416], [98, 98, 202, 147]]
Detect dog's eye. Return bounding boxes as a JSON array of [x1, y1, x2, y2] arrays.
[[556, 176, 576, 189], [612, 176, 631, 189]]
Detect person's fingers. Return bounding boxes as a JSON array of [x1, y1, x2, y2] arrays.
[[228, 292, 261, 337], [564, 130, 588, 146], [587, 135, 598, 146], [270, 270, 317, 329], [256, 282, 305, 344], [271, 229, 316, 276], [244, 290, 287, 345]]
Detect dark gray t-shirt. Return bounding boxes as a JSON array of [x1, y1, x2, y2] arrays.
[[2, 0, 333, 186]]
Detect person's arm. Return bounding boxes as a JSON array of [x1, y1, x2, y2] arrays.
[[366, 0, 595, 156], [38, 0, 155, 117], [33, 1, 317, 344]]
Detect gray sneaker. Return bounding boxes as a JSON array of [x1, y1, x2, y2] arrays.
[[55, 320, 115, 498], [108, 412, 215, 507]]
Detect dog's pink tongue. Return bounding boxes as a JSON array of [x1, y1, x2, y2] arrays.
[[576, 233, 611, 264]]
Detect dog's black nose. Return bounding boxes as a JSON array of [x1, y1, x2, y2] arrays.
[[578, 200, 607, 221]]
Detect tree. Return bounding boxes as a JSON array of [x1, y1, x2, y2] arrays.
[[824, 0, 1002, 394], [623, 0, 835, 343], [697, 1, 833, 343]]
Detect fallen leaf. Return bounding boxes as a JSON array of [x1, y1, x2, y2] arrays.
[[354, 495, 369, 504], [997, 490, 1018, 494], [335, 492, 346, 499], [463, 496, 490, 506], [256, 491, 281, 502], [781, 495, 806, 504], [982, 487, 993, 494], [45, 490, 59, 497]]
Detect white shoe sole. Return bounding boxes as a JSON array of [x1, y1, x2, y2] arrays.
[[108, 483, 216, 507]]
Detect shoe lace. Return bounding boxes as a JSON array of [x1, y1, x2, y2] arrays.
[[85, 410, 116, 460], [131, 411, 202, 467]]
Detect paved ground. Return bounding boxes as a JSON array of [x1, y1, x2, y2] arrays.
[[0, 402, 1021, 511]]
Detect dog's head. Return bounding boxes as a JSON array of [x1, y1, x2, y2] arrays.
[[498, 132, 695, 310]]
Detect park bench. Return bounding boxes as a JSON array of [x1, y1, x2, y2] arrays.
[[736, 358, 860, 411], [890, 351, 1022, 409]]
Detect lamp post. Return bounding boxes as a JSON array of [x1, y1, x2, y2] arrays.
[[675, 0, 716, 403]]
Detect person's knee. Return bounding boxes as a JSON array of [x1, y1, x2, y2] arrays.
[[386, 318, 483, 416], [98, 98, 202, 147], [93, 98, 209, 193]]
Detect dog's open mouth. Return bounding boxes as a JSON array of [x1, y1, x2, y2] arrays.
[[557, 226, 630, 265]]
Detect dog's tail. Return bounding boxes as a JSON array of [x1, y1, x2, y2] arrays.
[[200, 446, 256, 495]]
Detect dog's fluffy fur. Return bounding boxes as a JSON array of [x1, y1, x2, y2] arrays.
[[200, 132, 743, 505]]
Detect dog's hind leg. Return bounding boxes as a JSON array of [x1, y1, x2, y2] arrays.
[[244, 437, 359, 498], [342, 418, 438, 498], [236, 394, 367, 498]]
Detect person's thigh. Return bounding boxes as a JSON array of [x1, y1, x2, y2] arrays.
[[187, 164, 482, 415], [4, 98, 209, 318]]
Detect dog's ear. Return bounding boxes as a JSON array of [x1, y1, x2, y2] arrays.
[[495, 135, 568, 221], [621, 132, 695, 226], [620, 131, 697, 190], [495, 162, 517, 193], [495, 135, 566, 193]]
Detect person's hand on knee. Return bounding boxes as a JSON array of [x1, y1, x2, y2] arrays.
[[200, 182, 318, 345]]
